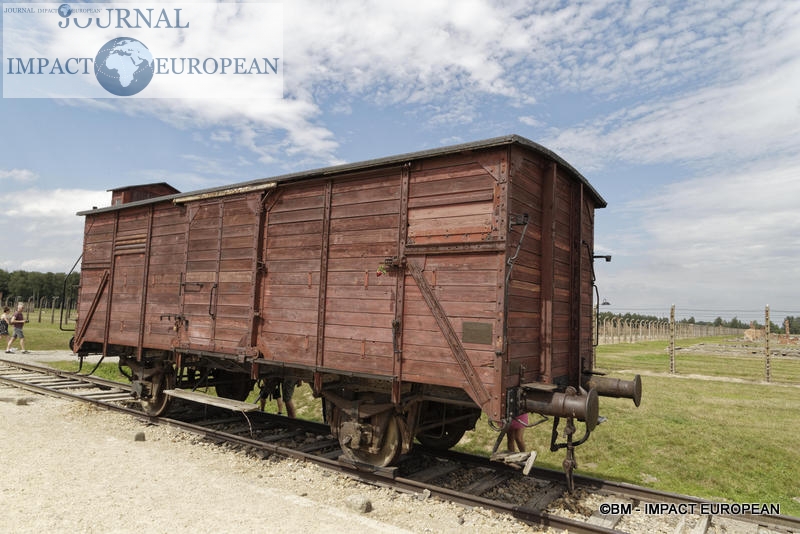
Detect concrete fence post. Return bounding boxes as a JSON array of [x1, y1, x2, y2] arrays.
[[669, 305, 676, 374], [765, 305, 771, 383]]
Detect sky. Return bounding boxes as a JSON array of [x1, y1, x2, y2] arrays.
[[1, 0, 798, 324]]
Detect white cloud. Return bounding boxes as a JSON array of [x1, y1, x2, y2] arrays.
[[209, 130, 232, 143], [547, 52, 800, 171], [600, 155, 800, 316], [542, 1, 800, 171], [0, 189, 109, 272], [519, 116, 542, 127], [0, 169, 38, 184], [26, 1, 798, 174]]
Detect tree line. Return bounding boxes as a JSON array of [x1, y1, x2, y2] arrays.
[[0, 269, 80, 305], [599, 312, 800, 335], [702, 315, 800, 335]]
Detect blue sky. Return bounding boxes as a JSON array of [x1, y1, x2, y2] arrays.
[[1, 0, 799, 324]]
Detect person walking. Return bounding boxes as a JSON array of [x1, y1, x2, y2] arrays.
[[0, 307, 10, 348], [6, 303, 28, 354]]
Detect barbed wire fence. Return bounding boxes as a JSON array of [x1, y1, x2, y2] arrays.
[[595, 304, 798, 383], [595, 315, 743, 345]]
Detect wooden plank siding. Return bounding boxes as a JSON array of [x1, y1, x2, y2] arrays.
[[178, 195, 260, 353], [74, 137, 603, 424], [258, 183, 326, 365], [550, 174, 574, 382], [322, 170, 401, 375], [407, 157, 498, 245], [506, 146, 598, 390], [400, 254, 501, 410], [402, 153, 506, 415], [143, 203, 187, 348], [104, 207, 149, 350], [214, 195, 260, 352], [505, 149, 544, 388], [580, 191, 597, 373], [76, 211, 115, 349]]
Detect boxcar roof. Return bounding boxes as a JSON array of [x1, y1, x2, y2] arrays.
[[79, 134, 605, 215], [106, 182, 180, 193]]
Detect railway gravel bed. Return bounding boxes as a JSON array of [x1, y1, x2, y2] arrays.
[[0, 380, 541, 533], [2, 352, 798, 534]]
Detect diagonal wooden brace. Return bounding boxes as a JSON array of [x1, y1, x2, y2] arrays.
[[407, 260, 491, 409], [72, 270, 110, 352]]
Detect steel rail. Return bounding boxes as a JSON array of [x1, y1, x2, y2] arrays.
[[0, 357, 131, 390]]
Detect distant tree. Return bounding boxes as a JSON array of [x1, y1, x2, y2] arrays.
[[728, 316, 746, 329], [0, 269, 8, 297], [64, 272, 80, 302], [0, 269, 81, 306], [782, 316, 799, 335], [598, 312, 667, 323], [7, 270, 30, 301]]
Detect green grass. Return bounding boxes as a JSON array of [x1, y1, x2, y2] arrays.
[[496, 375, 800, 515], [456, 336, 800, 516], [32, 328, 800, 516], [596, 337, 800, 383]]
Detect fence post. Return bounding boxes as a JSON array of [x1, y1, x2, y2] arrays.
[[669, 305, 676, 374], [765, 305, 771, 383]]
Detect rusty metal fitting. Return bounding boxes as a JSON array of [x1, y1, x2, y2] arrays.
[[582, 374, 642, 407], [522, 388, 599, 431]]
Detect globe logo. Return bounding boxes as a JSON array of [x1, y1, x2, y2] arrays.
[[94, 37, 154, 97], [58, 4, 72, 17]]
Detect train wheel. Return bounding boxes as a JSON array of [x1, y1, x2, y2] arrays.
[[415, 402, 479, 450], [337, 411, 402, 467], [215, 370, 252, 401], [416, 424, 468, 450], [141, 368, 175, 417]]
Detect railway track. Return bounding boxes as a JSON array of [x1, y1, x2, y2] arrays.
[[2, 357, 797, 534]]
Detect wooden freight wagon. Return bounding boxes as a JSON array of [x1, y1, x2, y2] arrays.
[[73, 135, 640, 471]]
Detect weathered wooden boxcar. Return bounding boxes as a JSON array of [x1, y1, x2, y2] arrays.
[[73, 135, 640, 472]]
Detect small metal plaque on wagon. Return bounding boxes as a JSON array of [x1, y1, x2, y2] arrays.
[[462, 322, 493, 345]]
